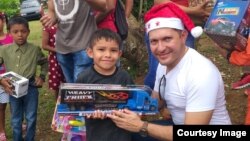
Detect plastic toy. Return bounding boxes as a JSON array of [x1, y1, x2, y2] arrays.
[[51, 97, 86, 141], [57, 84, 158, 116]]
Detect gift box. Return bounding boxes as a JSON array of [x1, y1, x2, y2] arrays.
[[204, 0, 250, 51], [0, 71, 29, 98]]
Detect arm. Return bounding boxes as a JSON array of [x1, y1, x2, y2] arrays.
[[107, 109, 173, 141], [40, 0, 57, 27], [178, 1, 210, 18], [42, 28, 56, 52], [86, 0, 107, 12], [95, 0, 116, 24], [125, 0, 134, 18], [35, 49, 48, 87], [154, 1, 210, 20]]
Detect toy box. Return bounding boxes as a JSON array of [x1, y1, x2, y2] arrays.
[[0, 71, 29, 98], [57, 83, 158, 116], [52, 97, 86, 141], [189, 0, 216, 26], [204, 0, 250, 51]]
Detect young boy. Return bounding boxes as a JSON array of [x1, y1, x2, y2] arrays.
[[0, 16, 48, 141], [76, 29, 134, 141]]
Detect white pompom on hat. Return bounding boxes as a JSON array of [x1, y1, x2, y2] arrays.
[[144, 3, 203, 38]]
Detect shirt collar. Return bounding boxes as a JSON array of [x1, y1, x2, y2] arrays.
[[14, 42, 29, 53]]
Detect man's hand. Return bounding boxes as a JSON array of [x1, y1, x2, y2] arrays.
[[191, 1, 211, 20], [40, 14, 57, 27], [107, 109, 144, 132]]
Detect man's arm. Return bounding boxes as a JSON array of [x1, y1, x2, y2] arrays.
[[107, 109, 173, 141], [154, 1, 210, 21], [125, 0, 134, 18], [40, 0, 57, 27], [95, 0, 116, 24], [86, 0, 107, 12], [185, 111, 213, 124]]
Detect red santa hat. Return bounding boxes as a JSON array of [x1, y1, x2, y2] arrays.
[[144, 3, 203, 38]]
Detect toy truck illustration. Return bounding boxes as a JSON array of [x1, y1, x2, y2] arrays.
[[57, 83, 158, 116]]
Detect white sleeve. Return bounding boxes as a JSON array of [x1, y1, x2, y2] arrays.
[[185, 65, 221, 112]]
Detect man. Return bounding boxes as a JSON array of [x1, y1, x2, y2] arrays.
[[107, 3, 231, 141], [40, 0, 107, 83]]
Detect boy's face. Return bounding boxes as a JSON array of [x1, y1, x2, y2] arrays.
[[9, 24, 30, 46], [87, 38, 122, 75]]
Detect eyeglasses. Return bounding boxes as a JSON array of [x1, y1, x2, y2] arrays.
[[158, 75, 166, 100]]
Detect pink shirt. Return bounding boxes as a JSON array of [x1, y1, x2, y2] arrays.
[[0, 34, 13, 74]]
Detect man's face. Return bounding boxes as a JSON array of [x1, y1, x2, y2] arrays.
[[9, 24, 29, 46], [149, 28, 187, 70]]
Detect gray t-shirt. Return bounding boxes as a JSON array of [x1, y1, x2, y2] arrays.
[[54, 0, 97, 54]]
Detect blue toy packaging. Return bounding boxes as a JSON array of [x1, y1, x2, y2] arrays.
[[204, 0, 250, 51], [51, 84, 158, 140], [57, 83, 158, 116]]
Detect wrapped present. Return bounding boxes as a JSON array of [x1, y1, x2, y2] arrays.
[[204, 0, 250, 51]]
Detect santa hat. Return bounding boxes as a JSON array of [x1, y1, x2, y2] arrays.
[[144, 3, 203, 38]]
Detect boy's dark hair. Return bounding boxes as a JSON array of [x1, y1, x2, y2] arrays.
[[7, 16, 29, 31], [89, 29, 122, 49]]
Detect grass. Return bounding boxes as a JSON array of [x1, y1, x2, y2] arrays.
[[5, 20, 61, 140]]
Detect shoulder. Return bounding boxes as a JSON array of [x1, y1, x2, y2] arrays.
[[76, 67, 93, 82]]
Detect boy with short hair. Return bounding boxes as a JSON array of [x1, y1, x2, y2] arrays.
[[0, 16, 48, 141], [76, 29, 134, 141]]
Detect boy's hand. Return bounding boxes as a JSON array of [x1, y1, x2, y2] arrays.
[[0, 78, 14, 94], [34, 76, 44, 88]]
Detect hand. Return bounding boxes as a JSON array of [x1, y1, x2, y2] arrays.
[[107, 109, 144, 132], [34, 76, 44, 88], [0, 78, 14, 94], [86, 110, 107, 119], [191, 0, 211, 19], [40, 14, 57, 27]]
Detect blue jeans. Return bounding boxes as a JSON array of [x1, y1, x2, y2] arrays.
[[57, 50, 93, 83], [10, 86, 39, 141], [131, 119, 174, 141], [144, 33, 195, 89]]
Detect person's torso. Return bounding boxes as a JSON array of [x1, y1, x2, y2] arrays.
[[154, 0, 189, 7], [76, 66, 133, 141], [155, 49, 231, 125], [1, 42, 41, 78], [54, 0, 97, 54], [97, 0, 117, 32]]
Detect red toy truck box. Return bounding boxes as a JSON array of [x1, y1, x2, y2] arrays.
[[204, 0, 250, 51], [57, 83, 158, 116]]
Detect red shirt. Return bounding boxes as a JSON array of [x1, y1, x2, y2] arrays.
[[171, 0, 189, 7]]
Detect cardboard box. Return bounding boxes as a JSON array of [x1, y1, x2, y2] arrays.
[[189, 0, 216, 26], [204, 0, 250, 51], [57, 83, 158, 115], [1, 71, 29, 98]]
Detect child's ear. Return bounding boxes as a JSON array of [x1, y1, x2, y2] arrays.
[[87, 47, 93, 58]]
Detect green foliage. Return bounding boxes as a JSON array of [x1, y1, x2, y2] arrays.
[[0, 0, 20, 18]]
